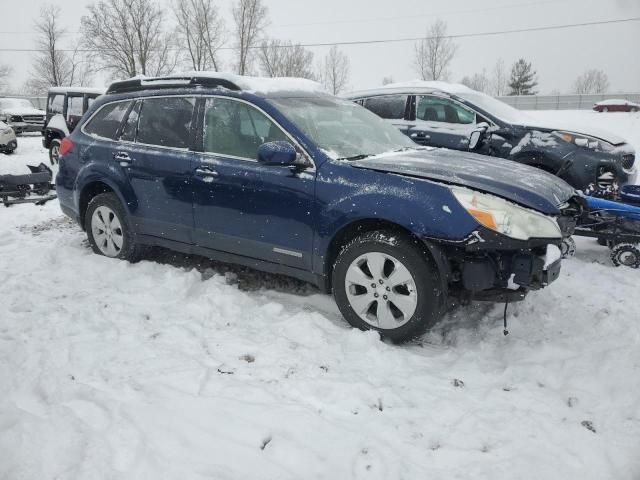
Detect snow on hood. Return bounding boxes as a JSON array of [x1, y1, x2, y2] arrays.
[[518, 116, 627, 146], [0, 107, 46, 116]]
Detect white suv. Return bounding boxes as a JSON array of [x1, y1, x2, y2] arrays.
[[0, 97, 46, 134]]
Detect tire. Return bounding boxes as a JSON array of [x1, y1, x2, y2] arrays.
[[610, 243, 640, 268], [560, 237, 576, 259], [49, 139, 61, 165], [631, 107, 639, 113], [332, 230, 445, 343], [85, 192, 144, 262], [602, 107, 609, 113]]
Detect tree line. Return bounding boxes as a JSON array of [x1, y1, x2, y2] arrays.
[[0, 8, 618, 97]]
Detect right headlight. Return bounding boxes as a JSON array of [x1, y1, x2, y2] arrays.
[[450, 186, 562, 241]]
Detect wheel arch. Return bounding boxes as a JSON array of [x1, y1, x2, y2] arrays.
[[78, 180, 120, 230]]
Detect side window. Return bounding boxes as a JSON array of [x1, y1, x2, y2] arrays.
[[48, 94, 65, 115], [203, 98, 288, 159], [120, 101, 142, 142], [66, 96, 83, 121], [364, 95, 408, 120], [83, 101, 131, 139], [416, 96, 475, 125], [137, 97, 195, 149]]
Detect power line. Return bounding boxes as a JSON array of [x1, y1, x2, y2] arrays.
[[0, 16, 637, 53]]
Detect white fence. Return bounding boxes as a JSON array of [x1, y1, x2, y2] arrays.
[[497, 93, 640, 111]]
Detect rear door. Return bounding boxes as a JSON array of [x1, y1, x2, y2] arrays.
[[409, 95, 477, 149], [115, 96, 198, 244]]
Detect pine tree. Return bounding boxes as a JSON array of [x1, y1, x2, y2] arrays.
[[508, 59, 538, 96]]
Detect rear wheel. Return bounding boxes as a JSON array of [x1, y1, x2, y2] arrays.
[[49, 139, 61, 165], [332, 231, 445, 343], [85, 192, 144, 262]]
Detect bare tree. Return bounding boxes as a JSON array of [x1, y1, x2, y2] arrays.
[[413, 19, 458, 81], [490, 58, 508, 96], [173, 0, 225, 71], [82, 0, 178, 79], [319, 46, 350, 95], [573, 69, 610, 94], [232, 0, 268, 75], [258, 40, 315, 78], [27, 5, 92, 93], [0, 65, 10, 90], [461, 70, 489, 93]]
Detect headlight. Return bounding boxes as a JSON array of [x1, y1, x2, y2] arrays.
[[450, 186, 562, 241], [554, 131, 614, 152]]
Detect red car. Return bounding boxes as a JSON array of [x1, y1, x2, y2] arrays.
[[593, 99, 640, 113]]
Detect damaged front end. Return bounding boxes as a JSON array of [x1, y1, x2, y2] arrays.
[[0, 163, 57, 207]]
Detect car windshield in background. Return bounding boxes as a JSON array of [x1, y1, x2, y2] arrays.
[[0, 99, 35, 110], [456, 92, 536, 125], [269, 96, 416, 160]]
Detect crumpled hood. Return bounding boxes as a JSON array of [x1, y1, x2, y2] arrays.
[[1, 107, 46, 116], [514, 120, 627, 146], [351, 148, 576, 215]]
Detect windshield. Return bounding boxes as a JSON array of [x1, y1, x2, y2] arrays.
[[269, 96, 416, 160], [0, 98, 36, 111], [456, 92, 536, 125]]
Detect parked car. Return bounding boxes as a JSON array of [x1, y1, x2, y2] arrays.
[[0, 120, 17, 154], [42, 87, 105, 165], [593, 99, 640, 113], [0, 97, 46, 134], [56, 74, 580, 342], [346, 82, 637, 193]]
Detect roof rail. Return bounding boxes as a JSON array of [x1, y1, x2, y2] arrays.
[[106, 76, 242, 94]]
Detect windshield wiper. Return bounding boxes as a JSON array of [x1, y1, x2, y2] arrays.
[[337, 154, 373, 161]]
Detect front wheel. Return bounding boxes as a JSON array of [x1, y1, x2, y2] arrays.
[[85, 192, 144, 262], [332, 231, 445, 343], [49, 139, 61, 165]]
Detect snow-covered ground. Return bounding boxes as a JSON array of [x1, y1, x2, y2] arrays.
[[1, 115, 639, 479]]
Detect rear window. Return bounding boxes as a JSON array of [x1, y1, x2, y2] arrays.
[[364, 95, 408, 120], [137, 97, 195, 149], [83, 101, 131, 139]]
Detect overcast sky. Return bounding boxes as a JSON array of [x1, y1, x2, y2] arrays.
[[2, 0, 639, 94]]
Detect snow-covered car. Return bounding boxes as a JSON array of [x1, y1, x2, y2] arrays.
[[347, 82, 637, 193], [0, 97, 46, 134], [43, 87, 105, 165], [593, 99, 640, 113], [56, 73, 582, 343], [0, 120, 17, 154]]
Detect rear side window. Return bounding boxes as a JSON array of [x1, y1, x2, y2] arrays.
[[364, 95, 408, 120], [137, 97, 195, 149], [83, 101, 131, 139], [416, 96, 475, 125], [67, 96, 83, 120], [48, 94, 65, 114]]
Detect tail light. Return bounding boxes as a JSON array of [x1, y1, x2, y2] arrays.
[[59, 137, 73, 157]]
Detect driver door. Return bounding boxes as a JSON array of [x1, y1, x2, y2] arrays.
[[191, 97, 316, 270], [409, 95, 477, 150]]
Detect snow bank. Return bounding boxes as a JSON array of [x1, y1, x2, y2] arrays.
[[1, 136, 639, 479]]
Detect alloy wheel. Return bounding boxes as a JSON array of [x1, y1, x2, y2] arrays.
[[91, 206, 124, 257]]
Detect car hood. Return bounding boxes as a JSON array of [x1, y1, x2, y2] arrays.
[[351, 148, 576, 215], [513, 121, 626, 146], [1, 107, 46, 116]]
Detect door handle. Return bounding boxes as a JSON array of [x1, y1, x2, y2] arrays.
[[410, 132, 430, 140], [114, 151, 133, 164], [194, 167, 219, 182]]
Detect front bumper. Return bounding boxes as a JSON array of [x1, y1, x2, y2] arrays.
[[8, 121, 43, 133]]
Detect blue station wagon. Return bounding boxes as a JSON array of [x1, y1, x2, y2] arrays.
[[56, 74, 580, 342]]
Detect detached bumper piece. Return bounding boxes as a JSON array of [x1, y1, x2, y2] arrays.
[[0, 163, 57, 207]]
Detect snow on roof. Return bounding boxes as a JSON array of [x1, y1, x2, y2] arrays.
[[346, 80, 474, 98], [162, 71, 327, 95], [48, 86, 106, 95]]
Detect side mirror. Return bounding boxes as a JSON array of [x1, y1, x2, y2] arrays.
[[469, 130, 483, 150], [257, 141, 297, 166]]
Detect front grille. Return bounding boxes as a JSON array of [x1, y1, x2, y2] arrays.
[[22, 115, 45, 125], [622, 154, 635, 171]]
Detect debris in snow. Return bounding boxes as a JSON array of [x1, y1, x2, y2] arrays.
[[452, 379, 465, 388], [239, 354, 255, 363], [217, 367, 234, 375], [260, 436, 272, 450], [319, 365, 329, 372], [567, 397, 579, 408], [581, 421, 597, 433]]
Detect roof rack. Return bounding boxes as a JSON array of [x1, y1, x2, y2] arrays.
[[106, 76, 241, 95]]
